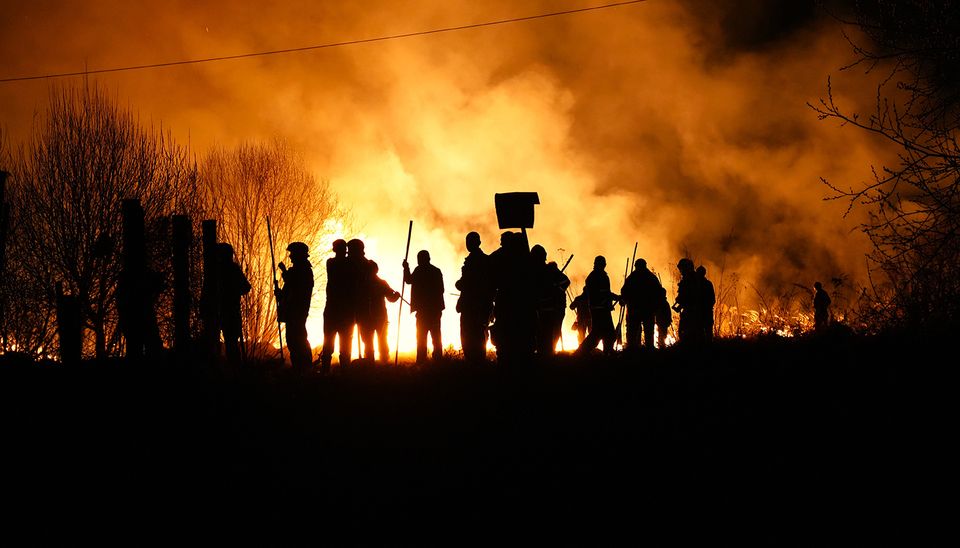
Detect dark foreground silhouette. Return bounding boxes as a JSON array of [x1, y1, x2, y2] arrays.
[[0, 331, 943, 545]]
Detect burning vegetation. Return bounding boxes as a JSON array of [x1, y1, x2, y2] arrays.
[[0, 1, 958, 361]]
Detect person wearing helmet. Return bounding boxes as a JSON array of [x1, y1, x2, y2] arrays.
[[320, 239, 353, 371], [575, 255, 619, 356], [276, 241, 314, 370]]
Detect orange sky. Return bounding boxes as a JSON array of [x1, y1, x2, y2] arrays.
[[0, 0, 893, 352]]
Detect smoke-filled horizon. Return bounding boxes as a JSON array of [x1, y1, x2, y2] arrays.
[[0, 0, 893, 349]]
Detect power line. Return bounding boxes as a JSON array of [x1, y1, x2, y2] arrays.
[[0, 0, 647, 84]]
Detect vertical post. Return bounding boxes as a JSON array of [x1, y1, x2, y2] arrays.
[[172, 215, 192, 355], [56, 282, 82, 365], [120, 198, 146, 360], [0, 170, 9, 352], [200, 220, 219, 360]]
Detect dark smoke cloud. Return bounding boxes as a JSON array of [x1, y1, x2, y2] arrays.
[[0, 0, 891, 341]]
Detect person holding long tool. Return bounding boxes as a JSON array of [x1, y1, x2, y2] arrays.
[[403, 249, 445, 364], [275, 242, 314, 371]]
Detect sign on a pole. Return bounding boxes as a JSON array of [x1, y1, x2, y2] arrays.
[[494, 192, 540, 229]]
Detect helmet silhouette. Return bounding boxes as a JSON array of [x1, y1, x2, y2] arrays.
[[287, 242, 309, 257]]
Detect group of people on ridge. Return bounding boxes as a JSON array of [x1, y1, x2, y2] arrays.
[[455, 230, 571, 364], [209, 227, 832, 370]]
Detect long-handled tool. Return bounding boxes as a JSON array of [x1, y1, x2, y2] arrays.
[[615, 242, 638, 350], [266, 216, 284, 362], [615, 257, 629, 349], [394, 220, 413, 366]]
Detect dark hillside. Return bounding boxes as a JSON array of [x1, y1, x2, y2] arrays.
[[1, 333, 943, 545]]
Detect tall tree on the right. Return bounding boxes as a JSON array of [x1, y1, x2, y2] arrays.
[[811, 0, 960, 331]]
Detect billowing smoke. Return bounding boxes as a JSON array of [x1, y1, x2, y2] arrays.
[[0, 0, 890, 348]]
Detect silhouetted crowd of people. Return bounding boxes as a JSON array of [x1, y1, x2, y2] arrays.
[[204, 227, 833, 371], [314, 238, 401, 373]]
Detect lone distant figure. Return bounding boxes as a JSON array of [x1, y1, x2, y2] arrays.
[[216, 243, 252, 364], [276, 241, 314, 370], [813, 281, 831, 332], [576, 256, 619, 355], [403, 250, 445, 363], [456, 231, 494, 363]]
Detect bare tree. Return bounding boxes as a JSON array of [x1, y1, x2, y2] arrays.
[[810, 0, 960, 330], [199, 139, 345, 359], [10, 82, 199, 359]]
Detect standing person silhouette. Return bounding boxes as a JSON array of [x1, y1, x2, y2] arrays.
[[813, 281, 831, 333], [216, 243, 251, 364], [276, 241, 314, 370], [654, 286, 672, 349], [488, 231, 536, 364], [570, 288, 591, 345], [403, 250, 445, 364], [531, 244, 570, 356], [620, 258, 663, 350], [673, 258, 703, 346], [347, 238, 376, 361], [576, 256, 619, 356], [368, 261, 400, 364], [320, 239, 353, 372], [456, 231, 494, 363]]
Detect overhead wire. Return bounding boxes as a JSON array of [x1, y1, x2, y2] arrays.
[[0, 0, 647, 84]]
